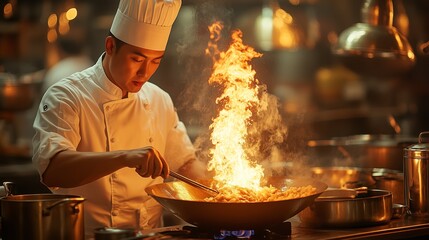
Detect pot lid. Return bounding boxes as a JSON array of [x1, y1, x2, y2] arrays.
[[404, 132, 429, 159], [404, 143, 429, 159]]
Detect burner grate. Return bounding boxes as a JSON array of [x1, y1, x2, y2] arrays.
[[172, 222, 292, 239]]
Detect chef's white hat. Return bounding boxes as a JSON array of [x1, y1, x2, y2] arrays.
[[110, 0, 182, 51]]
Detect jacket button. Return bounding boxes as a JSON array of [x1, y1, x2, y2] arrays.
[[110, 138, 115, 143], [149, 137, 153, 143], [112, 210, 119, 216], [144, 103, 150, 110]]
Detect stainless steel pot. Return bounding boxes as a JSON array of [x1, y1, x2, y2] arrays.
[[0, 184, 85, 240], [307, 134, 417, 171], [310, 166, 404, 204], [145, 178, 327, 230], [373, 168, 404, 204], [403, 132, 429, 217], [299, 189, 393, 228]]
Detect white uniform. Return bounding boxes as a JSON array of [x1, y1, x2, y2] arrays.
[[32, 54, 195, 238]]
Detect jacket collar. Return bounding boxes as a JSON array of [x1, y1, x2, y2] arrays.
[[93, 53, 136, 99]]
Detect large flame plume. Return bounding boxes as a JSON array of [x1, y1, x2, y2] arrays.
[[206, 22, 270, 191]]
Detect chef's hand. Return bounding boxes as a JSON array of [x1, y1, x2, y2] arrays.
[[130, 147, 169, 179]]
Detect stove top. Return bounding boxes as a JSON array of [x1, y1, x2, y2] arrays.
[[144, 222, 292, 239]]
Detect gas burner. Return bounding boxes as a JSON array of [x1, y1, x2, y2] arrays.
[[214, 230, 254, 239], [159, 222, 292, 239]]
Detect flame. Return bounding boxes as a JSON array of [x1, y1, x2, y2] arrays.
[[206, 22, 266, 191]]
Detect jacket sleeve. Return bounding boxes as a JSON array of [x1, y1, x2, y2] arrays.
[[32, 84, 80, 177]]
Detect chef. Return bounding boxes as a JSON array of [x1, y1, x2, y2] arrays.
[[32, 0, 204, 238]]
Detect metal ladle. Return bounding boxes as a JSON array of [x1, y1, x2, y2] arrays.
[[334, 0, 415, 77]]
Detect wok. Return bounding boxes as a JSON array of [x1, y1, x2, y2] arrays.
[[145, 178, 327, 230]]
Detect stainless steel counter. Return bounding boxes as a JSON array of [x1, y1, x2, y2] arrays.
[[290, 215, 429, 240]]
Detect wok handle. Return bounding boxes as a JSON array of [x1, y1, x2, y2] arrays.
[[169, 171, 219, 195]]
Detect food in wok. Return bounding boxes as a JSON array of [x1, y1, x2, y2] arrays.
[[145, 177, 327, 230], [204, 184, 317, 203]]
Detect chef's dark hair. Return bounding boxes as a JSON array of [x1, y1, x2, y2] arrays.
[[109, 32, 125, 52]]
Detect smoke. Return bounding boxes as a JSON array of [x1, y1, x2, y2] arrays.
[[175, 0, 233, 121], [175, 1, 234, 162], [175, 2, 307, 180], [244, 84, 288, 174]]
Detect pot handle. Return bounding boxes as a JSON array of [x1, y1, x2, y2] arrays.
[[418, 131, 429, 143], [43, 197, 85, 216], [1, 182, 15, 197]]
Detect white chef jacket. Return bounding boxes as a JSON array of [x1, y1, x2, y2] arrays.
[[43, 55, 94, 93], [32, 54, 196, 238]]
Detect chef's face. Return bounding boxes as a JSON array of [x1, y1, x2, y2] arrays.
[[104, 35, 164, 98]]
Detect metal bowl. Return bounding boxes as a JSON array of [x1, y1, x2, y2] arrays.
[[299, 189, 393, 228]]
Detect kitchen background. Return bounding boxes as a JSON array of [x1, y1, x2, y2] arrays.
[[1, 0, 429, 193]]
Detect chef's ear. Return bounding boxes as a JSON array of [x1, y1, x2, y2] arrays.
[[105, 36, 115, 55]]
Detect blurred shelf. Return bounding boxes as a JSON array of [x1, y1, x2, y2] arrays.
[[0, 22, 19, 34]]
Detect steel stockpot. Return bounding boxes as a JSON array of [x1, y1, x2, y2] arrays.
[[299, 189, 393, 228], [309, 166, 404, 204], [0, 190, 85, 240], [403, 131, 429, 218]]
